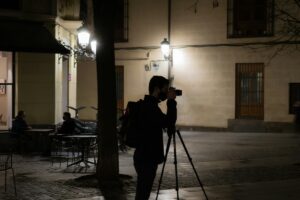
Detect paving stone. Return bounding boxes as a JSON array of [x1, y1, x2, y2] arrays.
[[0, 131, 300, 199]]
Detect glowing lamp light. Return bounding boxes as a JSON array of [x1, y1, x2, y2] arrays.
[[90, 39, 97, 54], [160, 38, 170, 59], [173, 49, 184, 65], [77, 26, 90, 49]]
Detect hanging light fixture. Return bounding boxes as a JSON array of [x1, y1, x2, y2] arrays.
[[77, 26, 91, 49], [160, 38, 170, 59], [90, 39, 97, 55]]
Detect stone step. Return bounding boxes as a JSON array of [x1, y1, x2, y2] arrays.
[[228, 119, 266, 132]]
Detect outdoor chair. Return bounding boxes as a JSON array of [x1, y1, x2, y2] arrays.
[[87, 137, 98, 165], [0, 152, 17, 196], [9, 128, 32, 155], [51, 135, 79, 167]]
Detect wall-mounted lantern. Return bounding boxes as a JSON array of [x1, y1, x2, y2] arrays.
[[160, 38, 170, 60]]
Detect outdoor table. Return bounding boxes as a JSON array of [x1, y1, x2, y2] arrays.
[[24, 129, 55, 155], [63, 134, 97, 167], [25, 129, 54, 133]]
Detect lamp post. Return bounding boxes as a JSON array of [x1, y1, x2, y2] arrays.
[[90, 39, 97, 54], [77, 26, 91, 49], [77, 25, 98, 58], [160, 37, 173, 85], [161, 38, 170, 60], [161, 0, 173, 85]]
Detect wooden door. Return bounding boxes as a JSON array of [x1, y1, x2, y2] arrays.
[[116, 66, 124, 119], [236, 63, 264, 119]]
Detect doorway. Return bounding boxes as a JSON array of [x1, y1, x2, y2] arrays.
[[116, 65, 124, 120], [236, 63, 264, 119], [62, 57, 69, 113]]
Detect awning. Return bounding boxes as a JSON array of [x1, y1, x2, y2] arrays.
[[0, 20, 70, 54]]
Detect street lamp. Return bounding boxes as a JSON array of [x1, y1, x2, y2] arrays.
[[160, 38, 173, 83], [90, 39, 97, 54], [160, 38, 170, 60], [76, 25, 98, 58], [77, 26, 91, 49]]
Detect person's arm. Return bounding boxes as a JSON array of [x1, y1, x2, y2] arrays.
[[21, 119, 31, 130], [71, 119, 78, 134], [158, 89, 177, 129], [59, 121, 68, 134], [166, 99, 177, 136]]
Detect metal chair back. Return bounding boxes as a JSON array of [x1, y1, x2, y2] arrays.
[[0, 151, 17, 196], [0, 153, 12, 171]]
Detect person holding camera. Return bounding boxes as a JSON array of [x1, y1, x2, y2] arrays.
[[134, 76, 177, 200]]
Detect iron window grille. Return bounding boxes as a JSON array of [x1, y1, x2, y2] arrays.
[[115, 0, 129, 42], [227, 0, 274, 38], [236, 63, 264, 120]]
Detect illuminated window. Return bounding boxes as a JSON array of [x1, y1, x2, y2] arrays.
[[0, 52, 14, 130]]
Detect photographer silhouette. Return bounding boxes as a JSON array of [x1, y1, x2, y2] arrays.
[[133, 76, 177, 200]]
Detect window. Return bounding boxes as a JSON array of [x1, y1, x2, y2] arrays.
[[0, 52, 14, 130], [228, 0, 274, 38], [80, 0, 128, 42], [289, 83, 300, 114], [115, 0, 128, 42]]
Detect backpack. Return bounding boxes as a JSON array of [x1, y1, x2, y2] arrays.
[[119, 100, 143, 148]]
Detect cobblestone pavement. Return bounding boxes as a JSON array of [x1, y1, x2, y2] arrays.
[[1, 131, 300, 199]]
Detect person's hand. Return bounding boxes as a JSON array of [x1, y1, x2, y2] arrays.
[[168, 87, 176, 100]]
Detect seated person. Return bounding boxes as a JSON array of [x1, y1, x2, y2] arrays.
[[11, 110, 32, 153], [57, 112, 76, 135], [11, 110, 31, 136]]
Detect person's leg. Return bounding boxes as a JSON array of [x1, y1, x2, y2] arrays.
[[134, 162, 158, 200]]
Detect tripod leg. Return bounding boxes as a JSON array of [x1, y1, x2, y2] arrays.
[[173, 132, 180, 200], [173, 133, 179, 200], [156, 134, 172, 200], [176, 130, 209, 200]]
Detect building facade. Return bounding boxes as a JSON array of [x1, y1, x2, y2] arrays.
[[77, 0, 300, 131], [0, 0, 81, 130]]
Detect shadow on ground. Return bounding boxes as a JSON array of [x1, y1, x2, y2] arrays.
[[64, 174, 135, 199]]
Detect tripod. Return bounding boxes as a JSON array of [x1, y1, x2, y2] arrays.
[[156, 130, 209, 200]]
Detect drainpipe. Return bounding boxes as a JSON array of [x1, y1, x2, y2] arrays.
[[167, 0, 173, 86], [12, 51, 16, 119]]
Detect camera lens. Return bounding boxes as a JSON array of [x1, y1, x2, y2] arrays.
[[175, 89, 182, 96]]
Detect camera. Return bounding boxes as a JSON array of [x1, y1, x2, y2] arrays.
[[175, 89, 182, 96], [170, 87, 182, 96]]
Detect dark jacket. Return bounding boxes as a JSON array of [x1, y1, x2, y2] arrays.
[[11, 116, 29, 135], [134, 95, 177, 164], [58, 118, 76, 135]]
